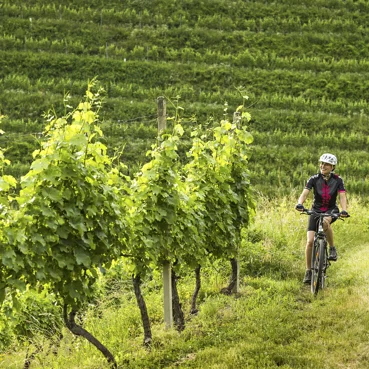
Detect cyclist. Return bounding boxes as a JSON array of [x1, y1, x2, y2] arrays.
[[295, 153, 349, 284]]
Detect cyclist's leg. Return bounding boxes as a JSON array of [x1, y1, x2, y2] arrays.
[[306, 214, 318, 269], [303, 215, 318, 283], [323, 217, 338, 261], [323, 217, 334, 247], [305, 230, 315, 269]]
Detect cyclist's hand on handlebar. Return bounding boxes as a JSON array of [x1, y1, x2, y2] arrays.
[[295, 204, 304, 212], [340, 210, 349, 218]]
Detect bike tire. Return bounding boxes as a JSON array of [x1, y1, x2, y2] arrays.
[[320, 241, 328, 290], [311, 239, 325, 295]]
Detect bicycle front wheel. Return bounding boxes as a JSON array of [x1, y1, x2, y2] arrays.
[[311, 239, 325, 295]]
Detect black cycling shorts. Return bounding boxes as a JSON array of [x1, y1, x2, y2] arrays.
[[307, 208, 339, 232]]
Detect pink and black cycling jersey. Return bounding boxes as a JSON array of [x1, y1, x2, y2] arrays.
[[305, 173, 346, 212]]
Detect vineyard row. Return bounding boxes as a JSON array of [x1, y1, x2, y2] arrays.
[[2, 0, 369, 30], [2, 36, 369, 74], [1, 87, 368, 125]]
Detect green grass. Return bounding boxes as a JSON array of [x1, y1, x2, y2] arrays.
[[1, 195, 368, 368]]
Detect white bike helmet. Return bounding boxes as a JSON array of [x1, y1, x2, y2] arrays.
[[319, 153, 337, 165]]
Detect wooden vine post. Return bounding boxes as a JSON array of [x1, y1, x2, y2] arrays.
[[157, 96, 167, 133], [157, 96, 173, 329], [235, 256, 240, 294], [233, 111, 241, 294]]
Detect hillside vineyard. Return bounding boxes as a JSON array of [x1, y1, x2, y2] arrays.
[[0, 0, 368, 195]]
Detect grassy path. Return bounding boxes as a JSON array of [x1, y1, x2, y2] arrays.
[[158, 242, 369, 369], [312, 241, 369, 369]]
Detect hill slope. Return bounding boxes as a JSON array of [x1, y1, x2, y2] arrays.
[[0, 0, 369, 195]]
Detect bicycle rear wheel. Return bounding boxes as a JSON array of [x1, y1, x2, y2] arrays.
[[311, 239, 325, 295]]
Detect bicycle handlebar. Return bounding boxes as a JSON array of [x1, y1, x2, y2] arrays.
[[299, 208, 350, 219]]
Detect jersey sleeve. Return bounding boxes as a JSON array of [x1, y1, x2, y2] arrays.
[[305, 176, 315, 190], [338, 177, 346, 192]]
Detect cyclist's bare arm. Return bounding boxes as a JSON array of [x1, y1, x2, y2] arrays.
[[297, 188, 310, 208], [339, 191, 347, 212]]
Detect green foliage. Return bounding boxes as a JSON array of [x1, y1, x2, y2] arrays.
[[126, 106, 255, 276], [183, 111, 255, 263], [126, 123, 196, 273], [0, 115, 19, 309], [0, 287, 63, 350], [1, 81, 128, 308]]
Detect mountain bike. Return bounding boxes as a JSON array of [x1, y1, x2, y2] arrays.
[[301, 210, 347, 295]]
